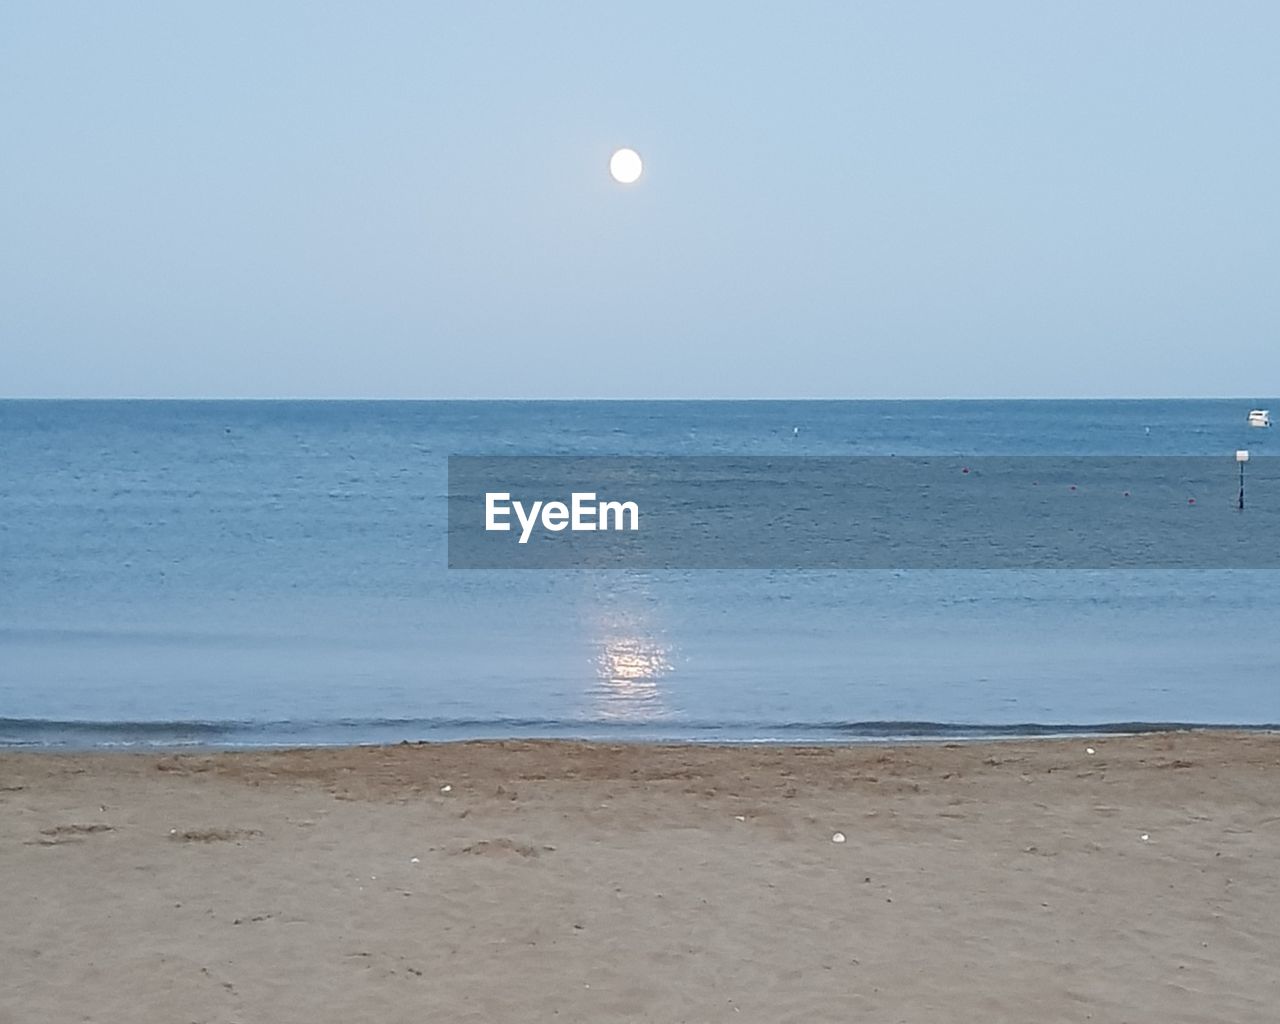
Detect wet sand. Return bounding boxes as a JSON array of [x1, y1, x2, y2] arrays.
[[2, 732, 1278, 1023]]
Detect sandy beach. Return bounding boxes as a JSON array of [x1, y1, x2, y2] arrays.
[[2, 733, 1278, 1023]]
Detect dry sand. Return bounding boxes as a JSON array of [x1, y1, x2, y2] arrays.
[[2, 733, 1278, 1023]]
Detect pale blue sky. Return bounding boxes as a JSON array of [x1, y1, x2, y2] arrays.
[[2, 2, 1277, 398]]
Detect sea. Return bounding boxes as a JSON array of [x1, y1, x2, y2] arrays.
[[2, 399, 1278, 749]]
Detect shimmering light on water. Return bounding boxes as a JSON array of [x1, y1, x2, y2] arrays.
[[593, 637, 674, 721]]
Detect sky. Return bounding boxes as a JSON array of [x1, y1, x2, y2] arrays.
[[1, 1, 1277, 399]]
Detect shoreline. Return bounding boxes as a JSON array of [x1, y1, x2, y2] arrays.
[[5, 732, 1278, 1022], [5, 728, 1278, 779], [4, 721, 1278, 755]]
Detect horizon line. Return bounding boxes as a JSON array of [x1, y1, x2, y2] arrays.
[[1, 395, 1276, 403]]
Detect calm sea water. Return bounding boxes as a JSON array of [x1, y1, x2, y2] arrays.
[[2, 399, 1278, 748]]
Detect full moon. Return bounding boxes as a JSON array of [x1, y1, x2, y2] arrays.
[[609, 148, 643, 184]]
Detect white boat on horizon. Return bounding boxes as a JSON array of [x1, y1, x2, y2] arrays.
[[1248, 409, 1271, 428]]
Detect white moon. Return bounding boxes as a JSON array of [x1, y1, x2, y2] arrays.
[[609, 148, 643, 184]]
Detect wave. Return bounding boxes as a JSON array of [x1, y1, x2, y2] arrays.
[[0, 716, 1275, 750]]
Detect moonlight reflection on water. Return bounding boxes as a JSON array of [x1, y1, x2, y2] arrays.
[[593, 637, 673, 721]]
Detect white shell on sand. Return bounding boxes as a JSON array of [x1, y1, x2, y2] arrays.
[[832, 832, 846, 843]]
